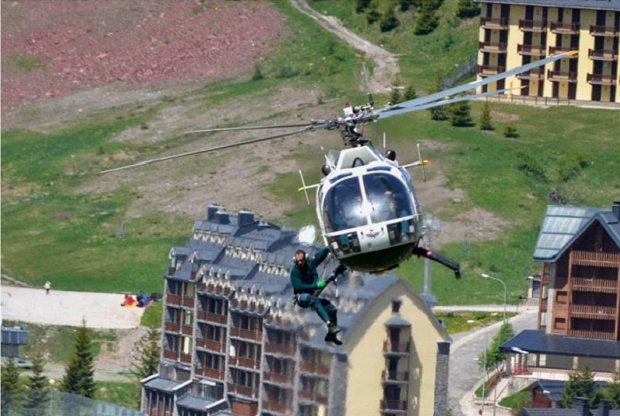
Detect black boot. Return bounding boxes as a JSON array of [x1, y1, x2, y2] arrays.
[[324, 332, 343, 345]]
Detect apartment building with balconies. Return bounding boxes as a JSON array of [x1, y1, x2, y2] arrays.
[[476, 0, 619, 103], [140, 204, 452, 416], [500, 201, 620, 383]]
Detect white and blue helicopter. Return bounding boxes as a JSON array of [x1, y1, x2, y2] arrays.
[[101, 51, 577, 276]]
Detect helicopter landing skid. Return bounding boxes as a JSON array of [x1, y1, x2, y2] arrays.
[[412, 247, 461, 279]]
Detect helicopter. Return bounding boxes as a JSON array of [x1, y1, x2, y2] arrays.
[[101, 50, 577, 276]]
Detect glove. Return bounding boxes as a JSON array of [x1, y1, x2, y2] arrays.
[[317, 280, 327, 289]]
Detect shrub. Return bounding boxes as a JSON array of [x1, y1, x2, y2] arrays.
[[504, 123, 519, 138]]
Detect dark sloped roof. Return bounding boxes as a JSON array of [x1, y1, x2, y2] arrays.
[[143, 377, 188, 392], [533, 203, 620, 262], [176, 395, 215, 411], [475, 0, 620, 11], [500, 329, 620, 359], [532, 380, 610, 403]]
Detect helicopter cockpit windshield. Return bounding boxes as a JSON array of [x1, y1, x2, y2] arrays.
[[323, 173, 413, 233]]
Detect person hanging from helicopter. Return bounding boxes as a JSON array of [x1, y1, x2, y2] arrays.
[[290, 248, 347, 345]]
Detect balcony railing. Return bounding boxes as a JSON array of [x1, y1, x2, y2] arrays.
[[166, 294, 194, 308], [380, 400, 407, 412], [163, 349, 177, 361], [230, 327, 263, 342], [519, 19, 547, 32], [478, 41, 507, 52], [195, 367, 225, 380], [480, 17, 508, 29], [568, 329, 616, 340], [547, 70, 577, 82], [477, 65, 506, 76], [590, 25, 618, 36], [197, 310, 228, 325], [181, 325, 193, 336], [164, 321, 180, 333], [587, 73, 617, 86], [571, 250, 620, 267], [571, 304, 617, 320], [265, 342, 295, 356], [517, 44, 546, 56], [227, 383, 256, 399], [180, 353, 192, 365], [383, 341, 410, 355], [263, 371, 293, 386], [382, 370, 409, 383], [549, 45, 575, 55], [299, 361, 330, 376], [571, 277, 618, 293], [550, 21, 580, 34], [262, 401, 293, 414], [589, 49, 619, 61], [516, 68, 545, 80], [229, 356, 259, 370], [182, 297, 194, 308], [298, 390, 328, 406]]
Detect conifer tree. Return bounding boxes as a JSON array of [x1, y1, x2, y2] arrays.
[[1, 354, 23, 415], [24, 352, 50, 413], [479, 101, 493, 130], [389, 86, 402, 104], [130, 326, 162, 381], [606, 370, 620, 409], [380, 6, 400, 32], [429, 76, 449, 121], [61, 321, 96, 398], [561, 364, 597, 408], [449, 99, 473, 127], [504, 123, 519, 138], [356, 0, 372, 14], [414, 0, 439, 35], [403, 85, 418, 100], [456, 0, 480, 18], [365, 1, 381, 24]]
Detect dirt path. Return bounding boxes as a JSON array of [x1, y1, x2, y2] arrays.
[[288, 0, 399, 93]]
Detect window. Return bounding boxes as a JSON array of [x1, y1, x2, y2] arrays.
[[205, 353, 220, 370], [554, 317, 566, 330], [205, 325, 221, 341], [182, 336, 192, 354], [183, 310, 193, 326], [208, 298, 224, 314], [391, 300, 401, 313]]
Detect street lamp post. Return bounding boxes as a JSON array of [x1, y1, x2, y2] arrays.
[[481, 273, 507, 322]]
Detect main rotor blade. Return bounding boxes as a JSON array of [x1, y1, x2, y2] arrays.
[[376, 51, 577, 120], [184, 121, 321, 135], [100, 125, 321, 174]]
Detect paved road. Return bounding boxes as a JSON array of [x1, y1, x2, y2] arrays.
[[448, 307, 538, 416]]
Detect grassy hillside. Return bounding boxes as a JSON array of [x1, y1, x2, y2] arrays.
[[2, 0, 619, 306]]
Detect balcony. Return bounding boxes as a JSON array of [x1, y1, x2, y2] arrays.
[[180, 353, 192, 365], [299, 361, 330, 376], [195, 339, 225, 353], [265, 342, 295, 356], [516, 68, 544, 81], [383, 341, 410, 355], [230, 327, 263, 343], [517, 44, 546, 57], [164, 321, 180, 333], [587, 73, 617, 86], [195, 367, 225, 380], [567, 329, 616, 340], [262, 401, 293, 415], [549, 45, 576, 55], [227, 383, 257, 399], [163, 349, 177, 361], [229, 356, 260, 370], [477, 65, 506, 76], [382, 370, 409, 384], [550, 21, 580, 34], [571, 277, 618, 294], [197, 310, 228, 325], [588, 49, 618, 62], [519, 19, 547, 32], [570, 304, 617, 320], [547, 70, 577, 82], [478, 41, 507, 53], [181, 324, 193, 336], [166, 294, 194, 308], [263, 371, 293, 386], [480, 17, 508, 30], [590, 25, 618, 37], [298, 390, 328, 406], [380, 400, 407, 413], [571, 250, 620, 267]]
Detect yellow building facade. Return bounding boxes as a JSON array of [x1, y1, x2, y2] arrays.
[[477, 0, 619, 103]]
